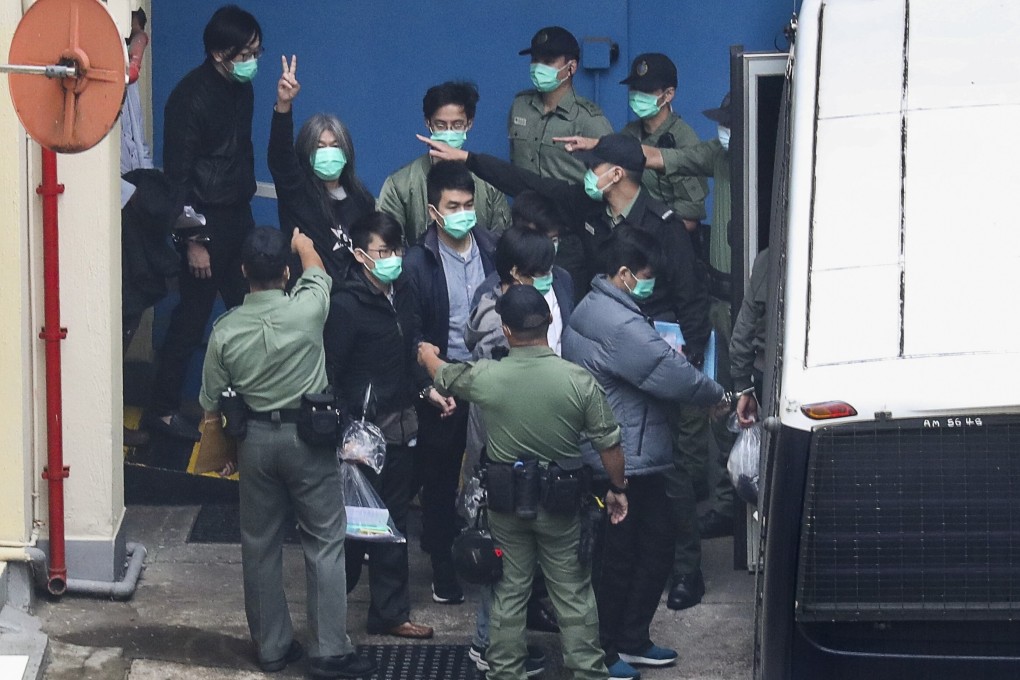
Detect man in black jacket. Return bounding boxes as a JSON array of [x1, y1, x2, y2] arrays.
[[147, 5, 261, 441], [324, 212, 443, 640], [403, 160, 496, 605]]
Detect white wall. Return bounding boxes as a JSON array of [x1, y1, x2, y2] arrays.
[[1, 0, 129, 581]]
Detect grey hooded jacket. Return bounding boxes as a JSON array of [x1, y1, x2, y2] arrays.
[[563, 275, 724, 477]]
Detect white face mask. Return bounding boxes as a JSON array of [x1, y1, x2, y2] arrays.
[[717, 125, 731, 151]]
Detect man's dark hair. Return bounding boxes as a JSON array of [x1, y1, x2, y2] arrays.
[[495, 284, 551, 342], [510, 190, 563, 237], [495, 227, 555, 284], [241, 226, 289, 284], [624, 168, 643, 186], [348, 211, 404, 253], [426, 160, 475, 207], [601, 225, 662, 278], [203, 5, 262, 60], [423, 81, 479, 121], [132, 8, 147, 30]]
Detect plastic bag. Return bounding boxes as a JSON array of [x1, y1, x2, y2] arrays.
[[338, 420, 386, 473], [460, 474, 485, 521], [337, 384, 386, 474], [339, 462, 405, 543], [728, 420, 762, 506]]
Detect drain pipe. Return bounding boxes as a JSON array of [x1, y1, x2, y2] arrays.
[[37, 147, 69, 596], [0, 543, 147, 600]]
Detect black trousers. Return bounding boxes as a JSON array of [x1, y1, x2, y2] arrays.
[[592, 473, 676, 663], [414, 403, 469, 561], [151, 205, 253, 415], [345, 444, 414, 631]]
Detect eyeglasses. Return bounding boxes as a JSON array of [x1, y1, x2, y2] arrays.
[[430, 120, 469, 132], [367, 246, 405, 259], [234, 45, 264, 62]]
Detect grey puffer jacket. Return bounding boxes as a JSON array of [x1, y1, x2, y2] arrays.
[[563, 275, 724, 477]]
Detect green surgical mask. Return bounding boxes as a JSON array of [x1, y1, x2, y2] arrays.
[[628, 90, 662, 119], [530, 63, 566, 93], [438, 209, 477, 239], [362, 251, 403, 284], [311, 147, 347, 181], [584, 167, 615, 202], [430, 129, 467, 149], [627, 273, 656, 300], [230, 57, 258, 83], [532, 272, 554, 295]]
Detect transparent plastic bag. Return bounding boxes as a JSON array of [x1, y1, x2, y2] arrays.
[[339, 462, 405, 543], [337, 384, 387, 473], [728, 420, 762, 506], [460, 474, 485, 521], [338, 420, 386, 474]]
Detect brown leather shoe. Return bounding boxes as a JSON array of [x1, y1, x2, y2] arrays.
[[380, 621, 434, 639]]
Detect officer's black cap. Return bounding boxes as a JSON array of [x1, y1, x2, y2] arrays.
[[620, 53, 677, 92], [574, 133, 647, 174], [703, 92, 732, 128], [495, 284, 552, 331], [519, 26, 580, 60]]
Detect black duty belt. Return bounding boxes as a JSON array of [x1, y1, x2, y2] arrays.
[[248, 408, 301, 424]]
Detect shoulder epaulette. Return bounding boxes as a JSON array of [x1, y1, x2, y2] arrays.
[[576, 96, 605, 117], [211, 306, 239, 328]]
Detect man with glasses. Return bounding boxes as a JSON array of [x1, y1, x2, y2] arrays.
[[325, 212, 441, 641], [380, 81, 510, 246], [147, 4, 263, 442]]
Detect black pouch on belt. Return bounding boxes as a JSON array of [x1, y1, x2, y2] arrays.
[[513, 459, 541, 520], [297, 392, 338, 447], [483, 463, 515, 513], [219, 387, 248, 440], [541, 462, 582, 514]]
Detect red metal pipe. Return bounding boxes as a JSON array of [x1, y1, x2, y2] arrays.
[[37, 147, 68, 596]]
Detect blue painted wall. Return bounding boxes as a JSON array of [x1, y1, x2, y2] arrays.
[[148, 0, 792, 401], [151, 0, 792, 226]]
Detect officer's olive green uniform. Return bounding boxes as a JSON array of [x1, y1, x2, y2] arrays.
[[621, 112, 709, 222], [200, 267, 354, 664], [378, 153, 511, 246], [508, 88, 613, 184], [435, 346, 621, 680]]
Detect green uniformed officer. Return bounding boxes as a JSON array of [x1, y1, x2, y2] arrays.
[[508, 26, 613, 184], [556, 53, 708, 232], [379, 81, 510, 245], [418, 284, 628, 680], [199, 226, 374, 679]]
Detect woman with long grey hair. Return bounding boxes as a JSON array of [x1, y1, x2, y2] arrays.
[[269, 55, 375, 285]]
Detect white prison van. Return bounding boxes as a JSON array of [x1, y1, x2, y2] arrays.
[[754, 0, 1020, 677]]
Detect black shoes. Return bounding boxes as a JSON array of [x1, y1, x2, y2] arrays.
[[145, 412, 201, 442], [431, 557, 465, 604], [667, 570, 705, 611], [258, 640, 303, 673], [526, 597, 559, 633], [698, 509, 735, 539], [308, 652, 377, 679]]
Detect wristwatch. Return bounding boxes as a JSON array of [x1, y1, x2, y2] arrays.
[[608, 479, 628, 495], [418, 386, 433, 401]]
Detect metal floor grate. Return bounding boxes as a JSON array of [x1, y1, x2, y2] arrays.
[[356, 644, 480, 680]]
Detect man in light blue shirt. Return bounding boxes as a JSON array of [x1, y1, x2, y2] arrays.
[[403, 160, 496, 604]]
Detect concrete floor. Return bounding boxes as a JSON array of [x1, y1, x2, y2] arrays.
[[32, 504, 755, 679]]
